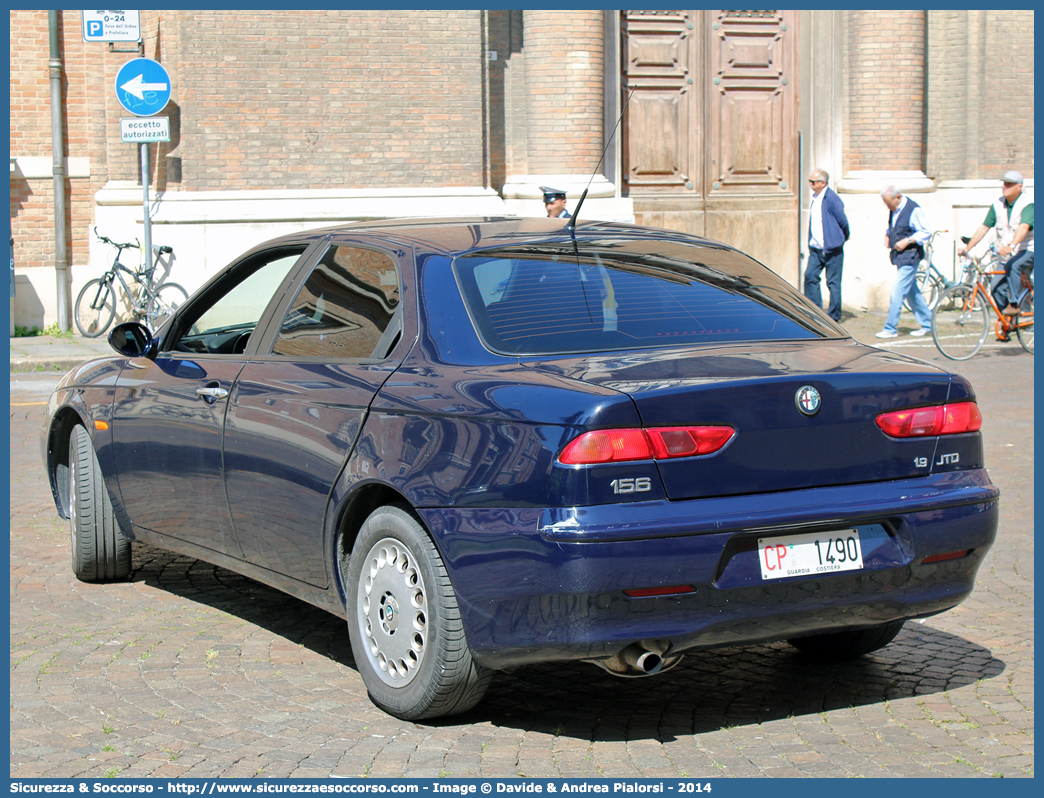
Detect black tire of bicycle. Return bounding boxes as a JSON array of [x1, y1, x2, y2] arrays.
[[906, 267, 941, 311], [931, 284, 989, 360], [145, 282, 189, 331], [73, 278, 118, 338], [1016, 288, 1033, 355]]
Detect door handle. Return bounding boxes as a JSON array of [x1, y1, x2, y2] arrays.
[[195, 385, 229, 402]]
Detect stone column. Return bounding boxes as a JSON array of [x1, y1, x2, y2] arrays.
[[502, 10, 630, 219], [800, 10, 844, 190], [833, 11, 934, 316], [522, 10, 603, 173], [838, 9, 932, 194]]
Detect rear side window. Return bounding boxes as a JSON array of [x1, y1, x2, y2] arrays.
[[273, 245, 400, 359], [453, 240, 843, 356]]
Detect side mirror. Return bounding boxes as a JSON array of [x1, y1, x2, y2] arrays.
[[108, 321, 156, 360]]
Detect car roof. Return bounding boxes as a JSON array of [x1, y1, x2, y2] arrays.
[[271, 217, 734, 258]]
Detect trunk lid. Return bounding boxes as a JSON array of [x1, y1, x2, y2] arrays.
[[526, 340, 965, 500]]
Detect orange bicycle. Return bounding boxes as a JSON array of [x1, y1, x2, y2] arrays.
[[931, 246, 1033, 359]]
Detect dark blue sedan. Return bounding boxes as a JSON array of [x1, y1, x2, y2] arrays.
[[42, 218, 999, 720]]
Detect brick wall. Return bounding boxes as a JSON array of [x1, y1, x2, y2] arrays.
[[926, 10, 1034, 182], [11, 9, 495, 274], [980, 10, 1034, 178], [844, 10, 926, 173], [925, 11, 972, 181], [10, 11, 109, 272], [9, 13, 55, 165], [11, 9, 1032, 288], [8, 7, 50, 272], [10, 9, 54, 275], [498, 10, 529, 180], [486, 10, 515, 192], [171, 10, 487, 190]]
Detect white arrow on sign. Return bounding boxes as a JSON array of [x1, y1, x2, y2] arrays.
[[119, 73, 169, 100]]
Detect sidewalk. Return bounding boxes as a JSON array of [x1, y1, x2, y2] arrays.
[[7, 311, 918, 373], [9, 331, 115, 372]]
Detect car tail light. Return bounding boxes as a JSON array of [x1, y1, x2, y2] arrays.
[[558, 429, 652, 464], [646, 426, 735, 459], [558, 426, 735, 465], [875, 402, 982, 438]]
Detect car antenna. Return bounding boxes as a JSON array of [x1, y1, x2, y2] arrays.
[[568, 86, 635, 229]]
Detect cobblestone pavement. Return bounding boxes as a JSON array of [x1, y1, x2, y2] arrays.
[[9, 314, 1033, 779]]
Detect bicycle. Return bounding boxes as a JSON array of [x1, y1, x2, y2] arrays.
[[930, 246, 1033, 359], [907, 230, 962, 311], [74, 228, 189, 338]]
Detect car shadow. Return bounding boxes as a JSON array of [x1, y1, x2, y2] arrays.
[[470, 624, 1004, 741], [128, 544, 1004, 742]]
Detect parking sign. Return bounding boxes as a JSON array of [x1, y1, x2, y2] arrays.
[[82, 11, 141, 43]]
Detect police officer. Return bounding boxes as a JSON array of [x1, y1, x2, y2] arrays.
[[541, 186, 571, 219]]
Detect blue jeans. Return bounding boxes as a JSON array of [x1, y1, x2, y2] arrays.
[[994, 249, 1034, 307], [883, 262, 932, 333], [804, 247, 844, 321]]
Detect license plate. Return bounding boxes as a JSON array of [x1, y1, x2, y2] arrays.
[[758, 529, 864, 580]]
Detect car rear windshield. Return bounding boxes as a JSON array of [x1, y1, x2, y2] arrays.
[[453, 238, 845, 356]]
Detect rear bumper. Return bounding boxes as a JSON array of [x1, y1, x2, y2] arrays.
[[418, 470, 999, 669]]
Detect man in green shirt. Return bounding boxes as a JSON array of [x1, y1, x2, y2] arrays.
[[958, 170, 1034, 316]]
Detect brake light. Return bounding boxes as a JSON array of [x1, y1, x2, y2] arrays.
[[875, 402, 982, 438], [558, 426, 735, 465]]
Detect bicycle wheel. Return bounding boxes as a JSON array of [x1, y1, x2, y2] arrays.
[[1016, 290, 1033, 354], [906, 266, 940, 311], [73, 278, 117, 338], [145, 282, 189, 330], [931, 284, 988, 360]]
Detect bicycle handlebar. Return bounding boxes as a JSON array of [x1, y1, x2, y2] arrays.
[[94, 227, 174, 258], [94, 226, 139, 250]]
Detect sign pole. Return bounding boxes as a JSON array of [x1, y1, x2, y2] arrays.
[[141, 142, 152, 273], [112, 57, 171, 275]]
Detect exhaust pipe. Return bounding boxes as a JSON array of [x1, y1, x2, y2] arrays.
[[624, 646, 663, 674], [590, 641, 683, 678]]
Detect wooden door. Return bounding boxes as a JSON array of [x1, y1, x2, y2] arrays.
[[622, 10, 800, 283]]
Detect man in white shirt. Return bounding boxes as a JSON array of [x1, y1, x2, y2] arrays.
[[803, 169, 850, 322]]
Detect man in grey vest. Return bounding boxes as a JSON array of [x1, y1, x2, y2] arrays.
[[875, 186, 932, 339], [958, 170, 1033, 318]]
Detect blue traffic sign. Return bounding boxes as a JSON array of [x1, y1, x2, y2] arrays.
[[114, 58, 171, 117]]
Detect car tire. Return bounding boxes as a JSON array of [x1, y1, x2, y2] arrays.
[[343, 504, 492, 720], [787, 621, 905, 661], [69, 425, 131, 582]]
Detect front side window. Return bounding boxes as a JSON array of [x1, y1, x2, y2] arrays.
[[172, 247, 307, 355], [454, 239, 845, 356], [272, 245, 400, 359]]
